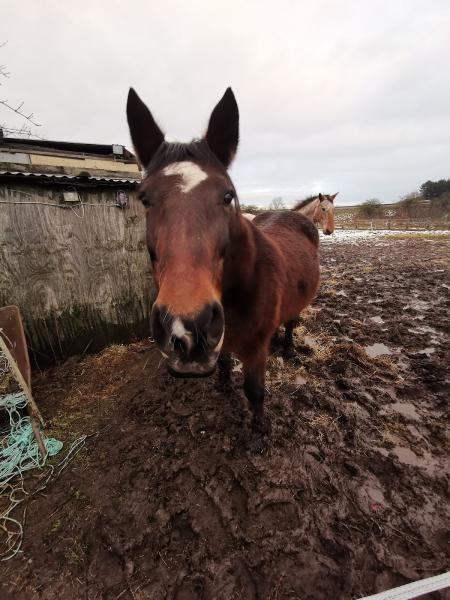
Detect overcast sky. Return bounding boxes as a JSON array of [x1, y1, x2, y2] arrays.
[[2, 0, 449, 206]]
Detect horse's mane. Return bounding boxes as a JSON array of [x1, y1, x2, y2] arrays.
[[145, 139, 241, 211], [147, 139, 225, 176], [291, 195, 318, 211]]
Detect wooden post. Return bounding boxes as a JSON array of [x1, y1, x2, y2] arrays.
[[0, 336, 44, 427]]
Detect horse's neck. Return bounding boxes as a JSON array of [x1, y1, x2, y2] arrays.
[[222, 216, 260, 298], [296, 199, 318, 222]]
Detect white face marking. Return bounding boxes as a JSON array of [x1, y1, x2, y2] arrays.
[[171, 317, 194, 352], [243, 213, 256, 221], [172, 318, 188, 338], [163, 161, 208, 193]]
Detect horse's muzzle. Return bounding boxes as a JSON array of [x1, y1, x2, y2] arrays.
[[151, 301, 224, 378], [167, 355, 218, 378]]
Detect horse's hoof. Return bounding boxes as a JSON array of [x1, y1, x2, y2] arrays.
[[270, 335, 282, 354], [295, 344, 314, 356], [247, 433, 267, 454], [283, 346, 297, 359], [251, 414, 271, 436]]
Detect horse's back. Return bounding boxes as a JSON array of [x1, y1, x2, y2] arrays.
[[253, 210, 319, 247], [252, 210, 320, 321]]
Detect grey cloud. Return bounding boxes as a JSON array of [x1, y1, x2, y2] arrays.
[[2, 0, 449, 205]]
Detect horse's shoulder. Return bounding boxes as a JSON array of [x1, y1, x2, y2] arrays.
[[252, 210, 319, 247]]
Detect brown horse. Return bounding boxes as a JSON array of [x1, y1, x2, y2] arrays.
[[252, 193, 336, 354], [243, 192, 337, 235], [126, 87, 320, 432], [291, 193, 337, 235]]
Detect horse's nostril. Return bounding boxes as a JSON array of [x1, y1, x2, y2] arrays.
[[151, 304, 172, 348], [173, 336, 190, 356], [207, 302, 224, 348]]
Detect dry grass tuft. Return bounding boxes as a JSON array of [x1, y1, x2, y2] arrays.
[[300, 307, 322, 321], [309, 413, 337, 430]]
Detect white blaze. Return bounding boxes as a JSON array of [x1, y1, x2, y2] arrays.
[[163, 161, 208, 193], [172, 318, 188, 338], [171, 317, 194, 352]]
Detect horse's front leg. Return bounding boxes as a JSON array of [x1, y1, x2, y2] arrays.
[[270, 327, 282, 350], [283, 319, 298, 358], [242, 346, 270, 434]]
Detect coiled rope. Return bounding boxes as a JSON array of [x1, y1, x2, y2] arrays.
[[1, 389, 86, 561]]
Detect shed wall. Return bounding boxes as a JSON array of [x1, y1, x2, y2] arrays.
[[0, 183, 153, 366]]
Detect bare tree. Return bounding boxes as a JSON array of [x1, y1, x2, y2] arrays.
[[0, 41, 43, 138], [399, 192, 422, 218], [359, 199, 382, 218], [268, 197, 285, 210]]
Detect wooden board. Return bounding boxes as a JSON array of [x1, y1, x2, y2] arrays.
[[0, 304, 31, 388]]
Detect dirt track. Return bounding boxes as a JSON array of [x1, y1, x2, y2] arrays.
[[1, 234, 449, 599]]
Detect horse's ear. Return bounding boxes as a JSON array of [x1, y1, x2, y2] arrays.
[[318, 193, 324, 201], [126, 88, 164, 169], [330, 193, 339, 201], [205, 87, 239, 168]]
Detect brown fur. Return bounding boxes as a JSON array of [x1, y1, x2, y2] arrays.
[[218, 211, 320, 429]]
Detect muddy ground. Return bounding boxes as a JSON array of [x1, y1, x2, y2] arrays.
[[1, 234, 449, 599]]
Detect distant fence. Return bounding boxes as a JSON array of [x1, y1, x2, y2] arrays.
[[334, 218, 450, 230], [0, 183, 154, 367]]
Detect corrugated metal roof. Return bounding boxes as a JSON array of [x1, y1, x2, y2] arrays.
[[0, 170, 140, 184]]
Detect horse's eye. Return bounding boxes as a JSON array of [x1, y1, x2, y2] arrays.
[[223, 192, 234, 206]]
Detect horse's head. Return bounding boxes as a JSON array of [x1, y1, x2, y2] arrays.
[[127, 87, 240, 377], [315, 193, 338, 235]]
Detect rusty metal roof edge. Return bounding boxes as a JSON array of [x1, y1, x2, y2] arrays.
[[0, 170, 141, 184], [0, 136, 137, 161]]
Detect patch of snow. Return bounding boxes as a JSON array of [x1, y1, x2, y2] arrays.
[[365, 343, 392, 358], [320, 229, 449, 243], [369, 316, 384, 324]]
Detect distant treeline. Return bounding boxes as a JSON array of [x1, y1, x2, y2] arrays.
[[358, 178, 450, 219], [420, 179, 450, 199]]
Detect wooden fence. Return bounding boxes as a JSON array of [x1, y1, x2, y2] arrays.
[[0, 183, 154, 367], [334, 218, 450, 230]]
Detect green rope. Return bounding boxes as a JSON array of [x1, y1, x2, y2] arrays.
[[0, 392, 62, 484], [0, 391, 84, 561]]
